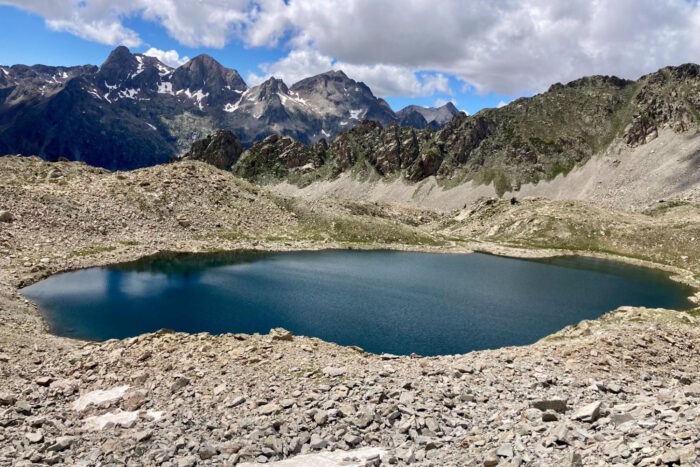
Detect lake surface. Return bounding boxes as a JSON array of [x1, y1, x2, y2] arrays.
[[21, 250, 694, 355]]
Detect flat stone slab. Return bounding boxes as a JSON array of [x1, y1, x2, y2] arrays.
[[83, 410, 139, 431], [72, 386, 130, 411], [239, 447, 386, 466]]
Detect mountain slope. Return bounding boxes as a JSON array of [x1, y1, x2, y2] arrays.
[[224, 64, 700, 199]]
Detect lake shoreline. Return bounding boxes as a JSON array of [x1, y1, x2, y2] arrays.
[[17, 241, 700, 314], [24, 249, 694, 354]]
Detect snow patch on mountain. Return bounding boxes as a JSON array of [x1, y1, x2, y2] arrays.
[[157, 81, 174, 95], [134, 56, 145, 77], [349, 109, 365, 120], [119, 88, 139, 99], [180, 88, 209, 110]]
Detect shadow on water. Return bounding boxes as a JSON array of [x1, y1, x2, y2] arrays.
[[114, 250, 274, 274]]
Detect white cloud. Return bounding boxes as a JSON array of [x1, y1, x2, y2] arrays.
[[497, 100, 508, 108], [249, 0, 700, 94], [2, 0, 254, 48], [8, 0, 143, 46], [6, 0, 700, 96], [143, 47, 189, 67]]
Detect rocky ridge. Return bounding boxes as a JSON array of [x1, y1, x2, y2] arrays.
[[0, 156, 699, 465], [226, 65, 700, 195]]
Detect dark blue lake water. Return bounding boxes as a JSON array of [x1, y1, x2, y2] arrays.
[[21, 250, 694, 355]]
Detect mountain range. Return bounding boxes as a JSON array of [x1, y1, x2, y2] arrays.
[[0, 46, 459, 170], [186, 64, 699, 198]]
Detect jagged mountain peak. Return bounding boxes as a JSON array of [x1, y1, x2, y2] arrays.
[[322, 69, 349, 79], [397, 102, 460, 129], [258, 77, 289, 95], [102, 46, 135, 67], [442, 101, 459, 113], [99, 46, 139, 84], [171, 53, 246, 94], [290, 69, 361, 92], [181, 54, 224, 72]]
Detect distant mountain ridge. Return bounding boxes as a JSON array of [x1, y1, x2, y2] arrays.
[[397, 102, 460, 129], [0, 46, 457, 170]]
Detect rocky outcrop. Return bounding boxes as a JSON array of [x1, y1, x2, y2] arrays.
[[233, 134, 328, 184], [182, 129, 244, 170], [623, 64, 700, 146]]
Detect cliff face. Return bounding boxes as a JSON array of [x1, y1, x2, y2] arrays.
[[223, 65, 700, 195]]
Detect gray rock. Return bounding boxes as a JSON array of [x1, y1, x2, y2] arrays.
[[322, 366, 346, 377], [0, 392, 16, 406], [269, 328, 293, 341], [26, 431, 44, 443], [571, 401, 602, 422], [611, 412, 634, 426], [48, 436, 75, 452], [354, 410, 374, 428], [484, 452, 500, 467], [134, 430, 153, 442], [171, 376, 190, 393], [532, 398, 568, 413], [683, 383, 700, 397], [551, 424, 570, 445], [660, 449, 680, 465], [35, 376, 53, 387], [177, 456, 197, 467], [313, 411, 328, 425], [343, 433, 362, 446], [0, 210, 13, 223], [15, 400, 31, 415], [424, 417, 440, 433], [309, 433, 328, 450], [606, 382, 622, 394], [199, 443, 218, 460], [496, 443, 514, 458], [229, 395, 246, 407], [258, 403, 281, 415]]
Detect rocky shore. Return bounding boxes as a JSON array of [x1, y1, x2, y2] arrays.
[[1, 156, 699, 466]]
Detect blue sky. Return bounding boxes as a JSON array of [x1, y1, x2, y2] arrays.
[[1, 1, 698, 114]]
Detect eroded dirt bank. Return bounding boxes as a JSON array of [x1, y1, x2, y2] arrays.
[[1, 157, 699, 466]]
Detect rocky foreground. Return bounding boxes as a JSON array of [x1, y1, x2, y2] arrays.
[[1, 302, 699, 466], [1, 156, 699, 466]]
